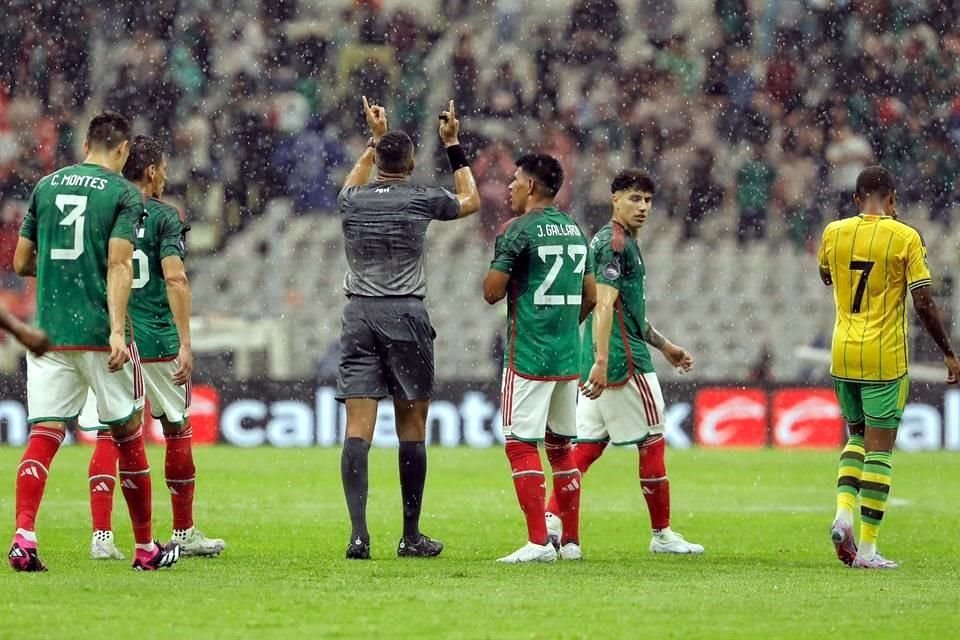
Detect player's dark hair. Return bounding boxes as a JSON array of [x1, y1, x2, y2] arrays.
[[855, 165, 896, 199], [122, 135, 164, 182], [515, 153, 564, 197], [375, 131, 415, 174], [86, 111, 132, 151], [611, 169, 656, 195]]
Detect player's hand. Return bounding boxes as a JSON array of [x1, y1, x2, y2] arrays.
[[362, 96, 388, 142], [107, 331, 129, 372], [581, 361, 607, 399], [439, 100, 460, 146], [662, 343, 694, 373], [172, 344, 193, 386], [16, 324, 50, 357], [945, 354, 960, 384]]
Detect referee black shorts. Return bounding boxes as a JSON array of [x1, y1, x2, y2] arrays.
[[336, 296, 437, 402]]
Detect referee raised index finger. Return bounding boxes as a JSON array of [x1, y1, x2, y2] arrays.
[[362, 95, 371, 114], [448, 100, 455, 118]]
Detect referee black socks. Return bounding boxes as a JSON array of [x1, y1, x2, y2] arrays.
[[399, 441, 427, 541], [341, 437, 371, 542]]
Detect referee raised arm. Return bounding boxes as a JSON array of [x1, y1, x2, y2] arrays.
[[337, 96, 480, 560]]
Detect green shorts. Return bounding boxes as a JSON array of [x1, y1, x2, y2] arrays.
[[832, 376, 909, 429]]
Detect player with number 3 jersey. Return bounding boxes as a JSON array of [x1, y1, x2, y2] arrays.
[[10, 112, 179, 572], [483, 154, 596, 564]]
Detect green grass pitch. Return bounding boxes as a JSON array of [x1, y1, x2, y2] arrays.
[[0, 446, 958, 639]]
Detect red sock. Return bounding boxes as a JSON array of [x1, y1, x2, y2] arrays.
[[638, 435, 670, 531], [88, 431, 119, 531], [114, 427, 153, 545], [15, 426, 64, 531], [545, 431, 581, 544], [165, 424, 196, 531], [546, 440, 607, 515], [505, 438, 547, 545]]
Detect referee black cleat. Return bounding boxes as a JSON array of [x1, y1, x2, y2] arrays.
[[397, 534, 443, 558], [345, 536, 371, 560]]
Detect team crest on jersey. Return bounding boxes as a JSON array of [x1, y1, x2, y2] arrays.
[[602, 262, 621, 280]]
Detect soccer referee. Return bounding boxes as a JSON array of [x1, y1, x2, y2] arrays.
[[337, 97, 480, 559]]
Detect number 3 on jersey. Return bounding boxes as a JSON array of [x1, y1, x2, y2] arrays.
[[132, 227, 149, 289], [51, 194, 87, 260], [535, 244, 586, 305]]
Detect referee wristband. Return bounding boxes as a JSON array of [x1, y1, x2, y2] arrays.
[[446, 144, 469, 171]]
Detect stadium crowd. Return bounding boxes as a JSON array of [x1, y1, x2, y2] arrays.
[[1, 0, 959, 332]]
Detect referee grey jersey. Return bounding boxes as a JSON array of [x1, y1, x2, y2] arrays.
[[339, 181, 461, 298]]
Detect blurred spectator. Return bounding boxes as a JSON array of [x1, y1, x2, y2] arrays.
[[684, 148, 723, 240], [775, 133, 819, 251], [472, 140, 516, 239], [484, 62, 526, 118], [567, 0, 624, 66], [272, 117, 346, 215], [736, 144, 776, 244], [494, 0, 523, 44], [825, 123, 874, 216], [452, 32, 479, 117]]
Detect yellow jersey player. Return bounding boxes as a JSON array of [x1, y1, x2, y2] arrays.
[[818, 165, 960, 569]]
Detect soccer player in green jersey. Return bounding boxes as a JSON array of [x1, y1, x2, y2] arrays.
[[9, 112, 179, 572], [79, 135, 225, 560], [483, 154, 597, 563], [545, 169, 704, 555]]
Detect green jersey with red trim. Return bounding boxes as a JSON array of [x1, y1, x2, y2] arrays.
[[130, 198, 189, 361], [490, 206, 592, 379], [19, 163, 142, 349], [580, 221, 654, 385]]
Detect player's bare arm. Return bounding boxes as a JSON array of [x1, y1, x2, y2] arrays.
[[0, 305, 49, 356], [579, 273, 597, 323], [162, 255, 193, 386], [106, 237, 134, 372], [13, 237, 38, 277], [439, 100, 480, 217], [584, 283, 619, 399], [482, 269, 510, 304], [644, 320, 694, 372], [910, 286, 960, 383]]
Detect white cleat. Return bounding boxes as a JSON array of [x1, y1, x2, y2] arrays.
[[559, 542, 583, 561], [852, 552, 898, 569], [496, 542, 558, 564], [649, 530, 704, 555], [545, 512, 563, 550], [90, 530, 125, 560], [171, 527, 226, 557]]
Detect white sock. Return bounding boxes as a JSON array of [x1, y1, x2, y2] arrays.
[[93, 530, 113, 542], [859, 541, 876, 559], [15, 528, 37, 543], [135, 542, 156, 553], [653, 527, 673, 538], [834, 508, 855, 527]]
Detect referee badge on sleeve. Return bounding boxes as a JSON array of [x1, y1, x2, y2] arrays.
[[602, 262, 621, 280]]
